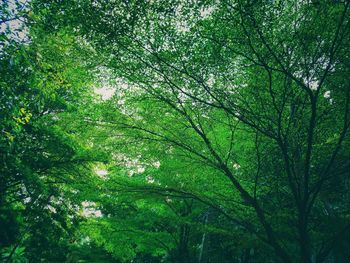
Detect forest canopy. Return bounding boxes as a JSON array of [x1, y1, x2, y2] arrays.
[[1, 0, 350, 262]]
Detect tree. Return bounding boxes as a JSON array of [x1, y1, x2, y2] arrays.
[[3, 0, 350, 262], [1, 2, 104, 261]]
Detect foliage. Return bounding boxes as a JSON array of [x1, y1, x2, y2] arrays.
[[2, 0, 350, 262]]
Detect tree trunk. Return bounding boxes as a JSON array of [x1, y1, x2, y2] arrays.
[[198, 211, 209, 263], [298, 207, 312, 263]]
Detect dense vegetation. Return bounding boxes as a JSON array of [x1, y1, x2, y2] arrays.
[[1, 0, 350, 262]]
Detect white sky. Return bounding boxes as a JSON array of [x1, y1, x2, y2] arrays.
[[94, 86, 116, 100]]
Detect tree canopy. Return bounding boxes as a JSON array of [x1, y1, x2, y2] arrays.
[[1, 0, 350, 262]]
